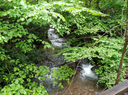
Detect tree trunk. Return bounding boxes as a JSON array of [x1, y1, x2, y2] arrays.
[[115, 0, 128, 85]]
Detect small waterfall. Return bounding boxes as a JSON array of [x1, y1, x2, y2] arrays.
[[80, 63, 98, 80], [40, 27, 71, 93], [48, 27, 59, 40], [48, 27, 70, 49]]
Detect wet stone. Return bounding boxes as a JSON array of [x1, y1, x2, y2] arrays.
[[44, 52, 66, 68]]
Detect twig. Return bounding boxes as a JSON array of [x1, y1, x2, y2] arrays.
[[5, 62, 10, 74], [69, 89, 72, 95], [64, 21, 126, 66], [67, 36, 99, 41]]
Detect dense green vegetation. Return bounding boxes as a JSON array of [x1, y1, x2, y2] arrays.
[[0, 0, 128, 94]]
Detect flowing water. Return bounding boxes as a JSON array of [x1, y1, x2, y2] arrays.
[[38, 27, 104, 95], [49, 63, 102, 95], [79, 63, 98, 80], [48, 27, 70, 49]]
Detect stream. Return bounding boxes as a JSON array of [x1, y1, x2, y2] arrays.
[[49, 63, 103, 95], [36, 27, 104, 95]]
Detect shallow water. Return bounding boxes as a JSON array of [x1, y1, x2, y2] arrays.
[[50, 72, 102, 95], [49, 63, 103, 95]]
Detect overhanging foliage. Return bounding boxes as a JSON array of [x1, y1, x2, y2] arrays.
[[0, 0, 128, 94]]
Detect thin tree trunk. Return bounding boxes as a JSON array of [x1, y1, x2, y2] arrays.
[[115, 0, 128, 85], [85, 0, 88, 6], [96, 0, 100, 10]]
